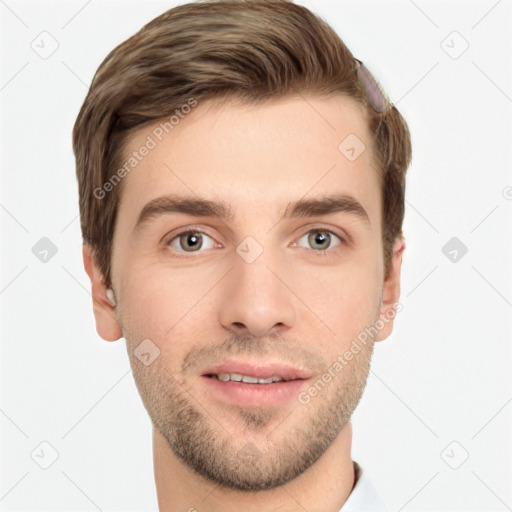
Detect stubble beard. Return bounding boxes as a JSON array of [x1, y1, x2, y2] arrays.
[[129, 339, 374, 491]]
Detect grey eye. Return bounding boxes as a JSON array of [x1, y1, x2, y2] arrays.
[[168, 230, 216, 252], [296, 230, 342, 251]]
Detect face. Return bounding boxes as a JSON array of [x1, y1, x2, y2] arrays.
[[85, 94, 404, 491]]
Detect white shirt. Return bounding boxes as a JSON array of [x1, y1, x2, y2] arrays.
[[339, 461, 390, 512]]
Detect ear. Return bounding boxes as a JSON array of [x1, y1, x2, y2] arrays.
[[82, 244, 123, 342], [374, 236, 406, 342]]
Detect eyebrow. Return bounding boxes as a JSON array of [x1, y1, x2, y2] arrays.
[[134, 195, 234, 232], [282, 194, 370, 224], [133, 193, 370, 233]]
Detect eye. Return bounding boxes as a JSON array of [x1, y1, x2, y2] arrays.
[[166, 229, 218, 253], [294, 229, 344, 252]]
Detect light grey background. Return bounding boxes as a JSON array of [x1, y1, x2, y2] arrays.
[[1, 0, 511, 510]]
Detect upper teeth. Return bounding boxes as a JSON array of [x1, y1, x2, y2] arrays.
[[215, 373, 284, 383]]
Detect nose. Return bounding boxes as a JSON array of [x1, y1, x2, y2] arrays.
[[217, 252, 297, 338]]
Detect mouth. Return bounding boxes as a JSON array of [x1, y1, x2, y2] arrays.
[[200, 361, 311, 407], [205, 373, 292, 383]]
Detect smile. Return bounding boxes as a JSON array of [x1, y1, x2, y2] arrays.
[[206, 373, 287, 383]]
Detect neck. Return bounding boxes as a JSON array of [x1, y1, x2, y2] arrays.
[[153, 421, 355, 512]]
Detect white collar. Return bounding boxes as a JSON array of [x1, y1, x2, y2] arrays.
[[338, 461, 390, 512]]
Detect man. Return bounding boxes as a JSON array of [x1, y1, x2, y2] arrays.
[[73, 0, 412, 510]]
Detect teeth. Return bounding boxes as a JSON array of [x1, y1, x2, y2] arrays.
[[214, 373, 284, 384], [256, 377, 274, 384]]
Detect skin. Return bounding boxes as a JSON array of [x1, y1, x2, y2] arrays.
[[83, 94, 405, 512]]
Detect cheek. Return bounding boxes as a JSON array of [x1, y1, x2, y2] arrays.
[[292, 253, 382, 343], [118, 261, 223, 338]]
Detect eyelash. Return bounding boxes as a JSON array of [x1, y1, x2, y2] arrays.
[[164, 226, 348, 258]]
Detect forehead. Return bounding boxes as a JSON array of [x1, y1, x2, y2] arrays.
[[116, 94, 380, 227]]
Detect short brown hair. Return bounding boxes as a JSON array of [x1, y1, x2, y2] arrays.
[[73, 0, 412, 288]]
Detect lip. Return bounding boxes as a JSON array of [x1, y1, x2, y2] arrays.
[[201, 360, 312, 381], [200, 360, 311, 407], [201, 375, 309, 407]]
